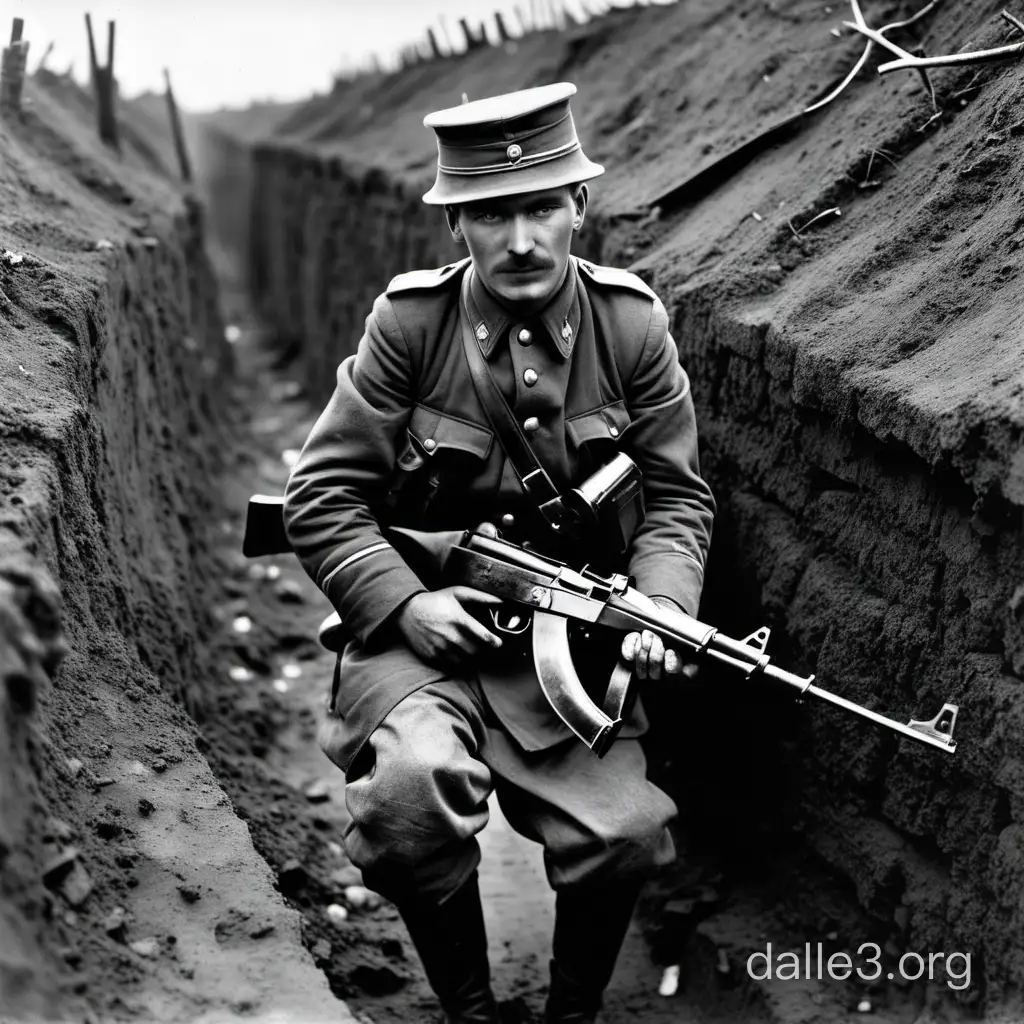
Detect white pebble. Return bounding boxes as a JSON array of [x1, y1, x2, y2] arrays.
[[658, 964, 680, 997], [282, 449, 301, 469], [344, 885, 380, 911], [857, 998, 872, 1013], [232, 616, 252, 634], [224, 324, 242, 343], [272, 679, 289, 693], [282, 663, 302, 679], [248, 564, 267, 581], [265, 565, 281, 581], [326, 903, 349, 926], [130, 937, 160, 958], [229, 666, 253, 682], [327, 841, 344, 858]]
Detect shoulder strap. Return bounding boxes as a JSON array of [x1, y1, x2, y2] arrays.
[[458, 272, 571, 534]]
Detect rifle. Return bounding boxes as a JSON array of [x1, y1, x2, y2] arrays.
[[243, 496, 959, 759]]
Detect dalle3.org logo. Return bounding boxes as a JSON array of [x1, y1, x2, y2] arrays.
[[746, 942, 971, 991]]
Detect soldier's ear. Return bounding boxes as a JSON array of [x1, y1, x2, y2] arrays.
[[571, 184, 588, 232], [445, 205, 465, 244]]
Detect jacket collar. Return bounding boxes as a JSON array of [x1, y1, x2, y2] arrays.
[[465, 257, 581, 360]]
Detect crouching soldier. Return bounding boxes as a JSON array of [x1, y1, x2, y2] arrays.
[[283, 82, 716, 1023]]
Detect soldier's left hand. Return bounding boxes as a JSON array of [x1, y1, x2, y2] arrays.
[[620, 595, 696, 681]]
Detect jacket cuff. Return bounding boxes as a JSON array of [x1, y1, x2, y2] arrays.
[[321, 546, 427, 647], [628, 553, 705, 618]]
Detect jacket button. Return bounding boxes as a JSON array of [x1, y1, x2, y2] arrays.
[[517, 328, 533, 345], [501, 513, 516, 529], [523, 416, 539, 433], [609, 425, 619, 438], [423, 438, 437, 451], [523, 368, 538, 387]]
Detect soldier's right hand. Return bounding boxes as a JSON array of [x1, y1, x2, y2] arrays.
[[395, 586, 504, 669]]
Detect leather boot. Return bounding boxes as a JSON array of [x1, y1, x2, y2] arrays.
[[396, 870, 501, 1024], [544, 880, 643, 1023]]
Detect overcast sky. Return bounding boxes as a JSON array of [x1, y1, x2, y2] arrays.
[[20, 0, 642, 111]]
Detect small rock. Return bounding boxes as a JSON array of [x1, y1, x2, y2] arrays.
[[224, 324, 242, 343], [249, 921, 275, 939], [232, 615, 253, 634], [658, 964, 680, 997], [137, 798, 155, 817], [151, 760, 168, 773], [326, 903, 349, 926], [104, 906, 128, 942], [66, 758, 84, 777], [42, 851, 94, 909], [304, 779, 331, 803], [857, 998, 872, 1013], [274, 580, 305, 604], [282, 662, 302, 680], [177, 885, 201, 904], [125, 761, 150, 776], [130, 937, 160, 958], [272, 679, 289, 693], [92, 777, 116, 789], [330, 865, 362, 888], [326, 841, 345, 859], [344, 885, 380, 911], [3, 249, 25, 265], [139, 237, 160, 250], [228, 666, 253, 682], [265, 565, 281, 581], [311, 938, 332, 963], [94, 239, 115, 251]]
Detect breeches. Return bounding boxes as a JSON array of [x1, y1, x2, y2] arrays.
[[334, 679, 677, 904]]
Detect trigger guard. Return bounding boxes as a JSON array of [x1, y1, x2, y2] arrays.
[[490, 607, 531, 635]]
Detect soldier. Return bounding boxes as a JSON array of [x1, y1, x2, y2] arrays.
[[284, 82, 716, 1024]]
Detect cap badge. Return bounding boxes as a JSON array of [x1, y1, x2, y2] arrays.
[[506, 143, 523, 164], [475, 322, 489, 341]]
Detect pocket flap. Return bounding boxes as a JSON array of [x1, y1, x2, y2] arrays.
[[408, 404, 494, 460], [566, 400, 631, 448]]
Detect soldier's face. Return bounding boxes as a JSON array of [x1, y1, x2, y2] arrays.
[[451, 185, 586, 312]]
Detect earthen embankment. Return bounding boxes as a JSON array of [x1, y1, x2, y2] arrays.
[[1, 73, 345, 1023]]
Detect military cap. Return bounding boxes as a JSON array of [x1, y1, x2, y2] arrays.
[[421, 82, 604, 205]]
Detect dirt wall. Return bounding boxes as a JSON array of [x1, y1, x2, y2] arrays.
[[227, 1, 1024, 1016], [0, 72, 350, 1023]]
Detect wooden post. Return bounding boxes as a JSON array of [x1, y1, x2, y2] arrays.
[[85, 13, 119, 150], [163, 68, 192, 183], [426, 27, 444, 60], [0, 18, 29, 116], [495, 12, 513, 42]]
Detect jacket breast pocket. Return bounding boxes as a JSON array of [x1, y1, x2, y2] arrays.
[[386, 404, 494, 523], [566, 400, 632, 452]]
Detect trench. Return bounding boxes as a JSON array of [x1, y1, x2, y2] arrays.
[[3, 2, 1024, 1021], [192, 0, 1024, 1012]]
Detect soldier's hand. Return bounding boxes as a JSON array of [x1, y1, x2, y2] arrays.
[[620, 594, 696, 682], [395, 586, 504, 669]]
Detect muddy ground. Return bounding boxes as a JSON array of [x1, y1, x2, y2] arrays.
[[2, 1, 1024, 1022]]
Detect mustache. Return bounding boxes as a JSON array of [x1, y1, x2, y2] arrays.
[[498, 258, 553, 273]]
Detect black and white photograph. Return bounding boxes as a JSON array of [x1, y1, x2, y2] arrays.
[[1, 1, 1022, 1022]]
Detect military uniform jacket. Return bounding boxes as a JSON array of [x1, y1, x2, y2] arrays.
[[283, 255, 716, 774]]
